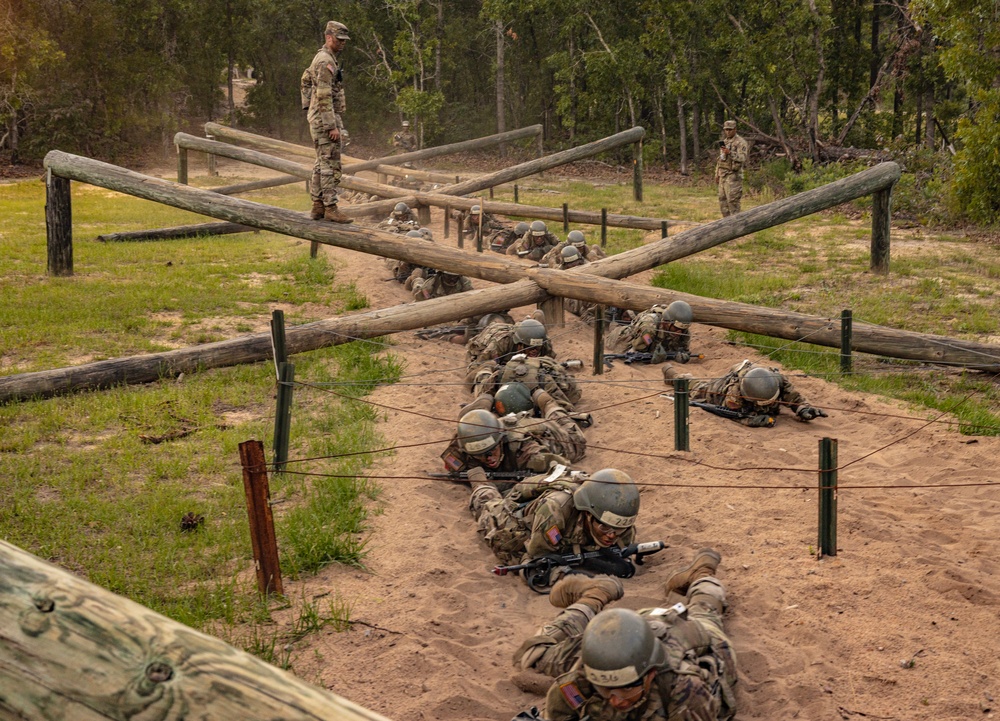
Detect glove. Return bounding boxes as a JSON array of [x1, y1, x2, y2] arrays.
[[744, 414, 775, 428], [674, 350, 691, 364], [796, 406, 828, 421], [465, 466, 488, 483]]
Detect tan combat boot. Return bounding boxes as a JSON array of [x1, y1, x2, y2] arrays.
[[531, 388, 559, 418], [550, 574, 624, 611], [664, 548, 721, 596], [323, 205, 354, 224], [310, 199, 325, 220]]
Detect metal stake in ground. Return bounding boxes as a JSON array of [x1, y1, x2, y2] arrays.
[[238, 440, 283, 595], [841, 309, 853, 375], [593, 306, 605, 376], [270, 310, 287, 379], [601, 208, 608, 247], [818, 437, 838, 558], [673, 378, 690, 452], [272, 362, 294, 473]]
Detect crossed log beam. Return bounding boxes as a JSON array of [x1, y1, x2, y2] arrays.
[[20, 155, 1000, 403]]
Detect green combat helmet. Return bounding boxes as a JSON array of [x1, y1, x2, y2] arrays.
[[418, 227, 434, 241], [665, 300, 693, 329], [513, 318, 548, 348], [573, 469, 640, 529], [530, 220, 548, 236], [741, 366, 780, 402], [405, 229, 424, 239], [560, 245, 584, 268], [567, 230, 586, 247], [514, 222, 530, 236], [470, 205, 482, 216], [494, 382, 534, 416], [456, 409, 505, 455], [580, 608, 666, 688], [393, 202, 410, 217]]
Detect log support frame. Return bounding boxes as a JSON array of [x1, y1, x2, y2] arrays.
[[871, 184, 893, 274], [45, 171, 72, 277]]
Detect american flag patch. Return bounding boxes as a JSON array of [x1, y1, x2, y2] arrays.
[[559, 681, 585, 709], [443, 453, 462, 471], [546, 525, 562, 545]]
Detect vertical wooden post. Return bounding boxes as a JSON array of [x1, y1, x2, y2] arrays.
[[457, 215, 465, 249], [661, 221, 668, 239], [514, 184, 519, 204], [871, 185, 892, 274], [309, 241, 319, 259], [818, 437, 838, 558], [540, 296, 564, 328], [600, 208, 608, 248], [562, 203, 569, 233], [238, 440, 284, 596], [840, 309, 853, 375], [489, 186, 494, 200], [272, 362, 294, 474], [177, 148, 188, 185], [632, 141, 643, 202], [673, 378, 690, 452], [45, 171, 73, 277], [417, 203, 431, 226], [270, 309, 287, 379], [444, 206, 450, 238], [477, 196, 485, 253], [205, 134, 218, 177], [377, 172, 387, 185], [593, 306, 605, 376]]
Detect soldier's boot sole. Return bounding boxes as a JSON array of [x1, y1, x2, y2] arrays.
[[664, 548, 722, 597]]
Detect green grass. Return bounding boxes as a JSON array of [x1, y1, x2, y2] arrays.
[[0, 176, 401, 653]]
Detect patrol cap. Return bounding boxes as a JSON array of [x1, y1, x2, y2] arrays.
[[325, 21, 350, 39], [723, 120, 737, 130], [402, 120, 410, 127]]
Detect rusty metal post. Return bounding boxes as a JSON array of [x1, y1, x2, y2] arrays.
[[238, 440, 283, 596]]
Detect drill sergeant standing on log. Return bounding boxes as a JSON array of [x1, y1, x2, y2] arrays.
[[301, 21, 353, 224]]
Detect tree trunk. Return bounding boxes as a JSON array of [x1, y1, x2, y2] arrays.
[[691, 102, 700, 164], [870, 0, 881, 90], [495, 20, 506, 158], [226, 0, 236, 120], [653, 90, 668, 170], [924, 88, 935, 148], [677, 95, 688, 175], [767, 96, 800, 170]]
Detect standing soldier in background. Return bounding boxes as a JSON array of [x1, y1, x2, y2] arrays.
[[301, 21, 353, 224], [714, 120, 749, 217], [392, 120, 417, 153]]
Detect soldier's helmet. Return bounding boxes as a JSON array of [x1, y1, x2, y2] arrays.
[[494, 382, 534, 416], [573, 469, 640, 530], [560, 245, 583, 267], [530, 220, 548, 236], [580, 608, 666, 688], [393, 202, 410, 217], [567, 230, 586, 247], [470, 205, 482, 215], [402, 120, 410, 128], [664, 300, 693, 329], [741, 367, 781, 402], [514, 222, 530, 236], [456, 410, 505, 455], [478, 313, 508, 329], [418, 227, 434, 241], [325, 21, 350, 39], [405, 230, 424, 239], [513, 318, 547, 348]]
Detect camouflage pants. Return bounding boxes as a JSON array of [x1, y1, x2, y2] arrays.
[[310, 125, 343, 207], [543, 413, 587, 463], [718, 173, 743, 217], [470, 485, 530, 566]]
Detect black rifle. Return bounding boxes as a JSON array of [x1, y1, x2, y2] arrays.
[[603, 350, 703, 367], [428, 469, 536, 482], [415, 325, 469, 340], [493, 541, 668, 593], [691, 400, 775, 427]]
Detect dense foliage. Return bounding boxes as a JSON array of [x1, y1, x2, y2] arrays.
[[1, 0, 997, 222]]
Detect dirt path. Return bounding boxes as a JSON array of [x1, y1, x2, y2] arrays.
[[273, 189, 999, 721]]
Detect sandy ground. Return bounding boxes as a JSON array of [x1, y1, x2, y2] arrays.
[[252, 171, 1000, 721]]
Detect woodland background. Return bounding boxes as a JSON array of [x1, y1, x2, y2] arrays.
[[2, 0, 998, 224]]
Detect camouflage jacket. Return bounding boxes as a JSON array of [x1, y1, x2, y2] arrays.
[[458, 395, 586, 464], [440, 425, 571, 495], [411, 271, 473, 301], [392, 131, 417, 152], [461, 212, 507, 235], [466, 323, 555, 370], [692, 360, 807, 416], [376, 211, 419, 234], [545, 607, 737, 721], [612, 308, 691, 358], [507, 233, 560, 261], [302, 47, 346, 133], [715, 134, 748, 178], [541, 242, 607, 267]]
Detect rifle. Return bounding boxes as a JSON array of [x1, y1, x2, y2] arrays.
[[428, 469, 536, 483], [415, 325, 469, 340], [510, 709, 546, 721], [603, 351, 704, 367], [662, 395, 776, 427], [493, 541, 668, 593]]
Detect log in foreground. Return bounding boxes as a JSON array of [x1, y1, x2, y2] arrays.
[[97, 221, 256, 242], [0, 539, 393, 721]]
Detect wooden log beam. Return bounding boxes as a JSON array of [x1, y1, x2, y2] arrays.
[[97, 222, 257, 242], [436, 127, 646, 197], [525, 269, 1000, 369], [204, 122, 542, 173], [0, 539, 394, 720], [213, 175, 303, 195]]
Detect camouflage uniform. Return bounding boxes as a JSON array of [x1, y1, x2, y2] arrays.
[[301, 38, 347, 210], [541, 242, 607, 267], [692, 360, 810, 422], [529, 580, 737, 721], [376, 209, 419, 234], [460, 210, 507, 236], [507, 232, 560, 261], [607, 306, 691, 362], [411, 271, 473, 301], [714, 129, 749, 217], [488, 227, 523, 254], [469, 471, 637, 566], [459, 392, 586, 464], [392, 128, 417, 153], [466, 355, 582, 411], [383, 258, 420, 286], [466, 323, 555, 370]]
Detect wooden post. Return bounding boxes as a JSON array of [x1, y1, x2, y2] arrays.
[[673, 378, 690, 452], [238, 440, 284, 596], [601, 208, 608, 247], [270, 310, 287, 379], [444, 206, 450, 238], [457, 215, 465, 249], [540, 296, 564, 328], [417, 203, 431, 226], [310, 241, 319, 259], [177, 147, 188, 185], [840, 309, 853, 375], [489, 186, 494, 200], [593, 306, 605, 376], [514, 184, 519, 204], [45, 171, 73, 277], [206, 134, 218, 177], [632, 141, 643, 202], [661, 220, 668, 239], [871, 185, 892, 274], [563, 203, 569, 233], [272, 362, 294, 474], [377, 172, 387, 185], [97, 222, 256, 243], [818, 437, 838, 558]]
